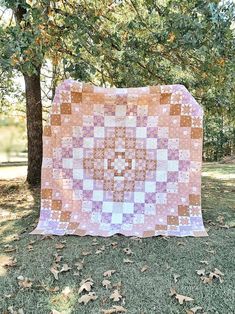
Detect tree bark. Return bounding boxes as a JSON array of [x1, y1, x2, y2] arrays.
[[23, 70, 43, 186]]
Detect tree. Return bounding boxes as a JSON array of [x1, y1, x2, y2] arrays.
[[0, 0, 234, 187]]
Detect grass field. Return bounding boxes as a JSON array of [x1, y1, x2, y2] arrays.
[[0, 164, 234, 314]]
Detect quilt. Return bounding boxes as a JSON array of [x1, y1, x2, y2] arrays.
[[31, 79, 208, 237]]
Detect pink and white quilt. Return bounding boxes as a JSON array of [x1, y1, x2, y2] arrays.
[[31, 79, 208, 237]]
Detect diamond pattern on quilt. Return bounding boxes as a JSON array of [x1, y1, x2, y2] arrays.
[[31, 80, 207, 237]]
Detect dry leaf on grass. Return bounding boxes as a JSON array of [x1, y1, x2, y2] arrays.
[[54, 253, 63, 263], [60, 264, 71, 273], [111, 242, 118, 248], [123, 248, 133, 255], [82, 251, 92, 256], [110, 289, 122, 302], [51, 309, 62, 314], [170, 288, 194, 305], [27, 244, 34, 251], [4, 247, 16, 253], [177, 241, 186, 246], [41, 235, 53, 240], [44, 286, 60, 293], [102, 279, 111, 289], [101, 305, 127, 314], [78, 292, 97, 304], [96, 246, 105, 254], [78, 278, 94, 294], [3, 257, 17, 268], [17, 276, 33, 289], [55, 243, 65, 250], [50, 266, 59, 280], [123, 258, 133, 264], [197, 268, 224, 284], [186, 306, 203, 314], [196, 269, 205, 276], [103, 269, 116, 277], [173, 274, 180, 283], [140, 265, 149, 272]]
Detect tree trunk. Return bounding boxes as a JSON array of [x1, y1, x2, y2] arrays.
[[23, 69, 43, 186]]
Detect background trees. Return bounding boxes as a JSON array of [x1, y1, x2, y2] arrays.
[[0, 0, 234, 185]]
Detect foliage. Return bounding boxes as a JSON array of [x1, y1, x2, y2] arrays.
[[0, 0, 234, 160]]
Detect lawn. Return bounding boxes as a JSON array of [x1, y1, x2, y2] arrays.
[[0, 164, 234, 314]]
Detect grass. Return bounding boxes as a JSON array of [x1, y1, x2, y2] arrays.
[[0, 163, 234, 314]]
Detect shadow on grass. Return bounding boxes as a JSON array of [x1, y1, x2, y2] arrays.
[[0, 180, 40, 245], [0, 165, 235, 313]]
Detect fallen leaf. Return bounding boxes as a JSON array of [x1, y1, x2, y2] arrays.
[[44, 286, 60, 292], [4, 247, 16, 253], [123, 247, 133, 255], [96, 246, 105, 254], [103, 269, 116, 277], [17, 276, 32, 289], [177, 241, 186, 246], [201, 276, 212, 284], [110, 289, 122, 302], [173, 274, 180, 283], [55, 243, 65, 250], [123, 258, 133, 264], [60, 264, 71, 273], [51, 310, 61, 314], [78, 292, 97, 304], [54, 253, 63, 263], [27, 244, 34, 251], [102, 279, 111, 289], [101, 305, 127, 314], [186, 306, 203, 314], [214, 268, 224, 276], [200, 260, 209, 265], [62, 286, 72, 297], [41, 235, 53, 240], [170, 288, 194, 305], [82, 251, 92, 256], [140, 265, 149, 272], [196, 269, 205, 276], [78, 278, 94, 293], [3, 257, 17, 268], [206, 249, 215, 254], [50, 266, 59, 280]]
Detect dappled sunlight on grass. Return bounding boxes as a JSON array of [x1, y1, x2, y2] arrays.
[[0, 255, 12, 276], [0, 164, 234, 313], [49, 286, 77, 314]]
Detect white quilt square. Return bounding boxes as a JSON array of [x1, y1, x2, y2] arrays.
[[102, 202, 113, 213], [134, 192, 145, 203], [168, 160, 179, 171], [145, 182, 155, 192], [136, 127, 147, 138], [157, 149, 168, 160], [94, 127, 105, 138], [83, 179, 94, 190], [83, 138, 94, 148], [123, 203, 134, 214], [73, 169, 83, 179], [156, 171, 167, 182], [93, 190, 103, 201], [62, 158, 73, 169], [146, 138, 157, 149], [73, 148, 83, 159], [111, 213, 123, 224]]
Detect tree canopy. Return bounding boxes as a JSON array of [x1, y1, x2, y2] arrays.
[[0, 0, 234, 176]]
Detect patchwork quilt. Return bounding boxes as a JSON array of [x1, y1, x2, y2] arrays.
[[31, 79, 208, 237]]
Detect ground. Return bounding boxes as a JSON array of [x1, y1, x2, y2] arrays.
[[0, 164, 234, 314]]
